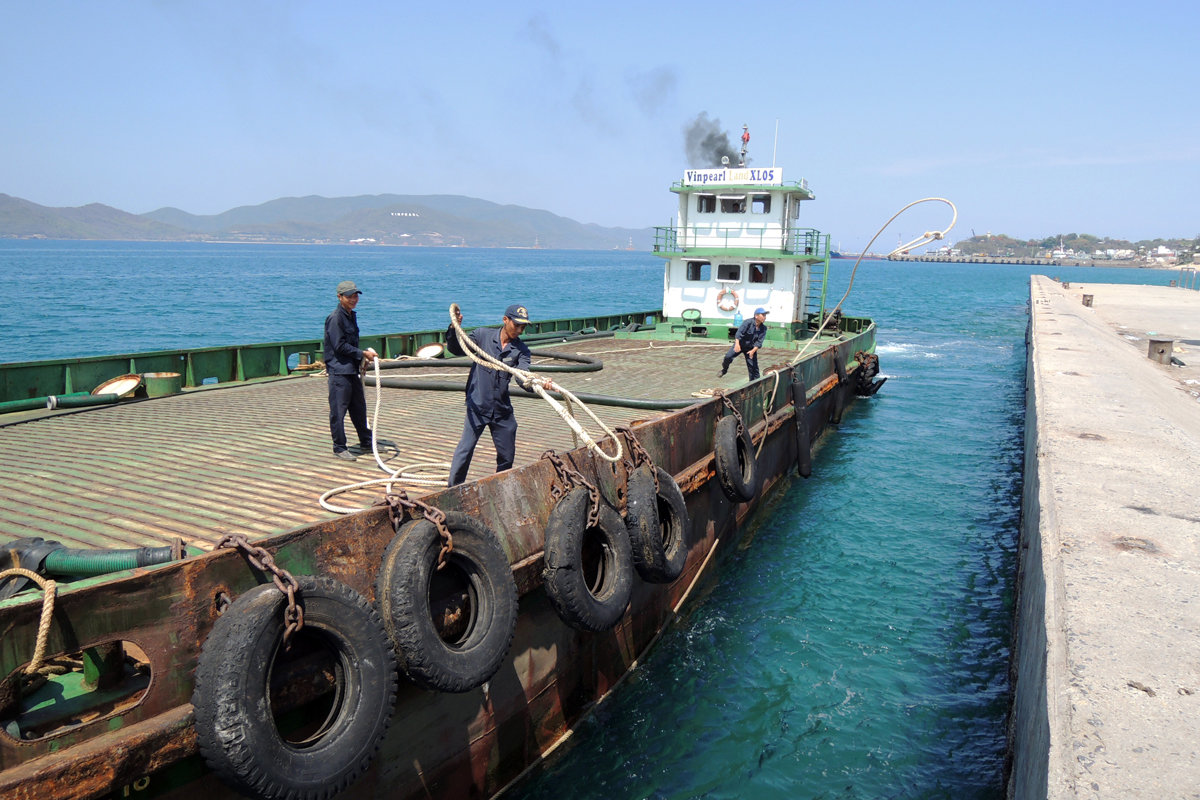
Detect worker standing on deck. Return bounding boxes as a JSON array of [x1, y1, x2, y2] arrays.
[[445, 304, 534, 486], [719, 307, 769, 380], [324, 280, 378, 461]]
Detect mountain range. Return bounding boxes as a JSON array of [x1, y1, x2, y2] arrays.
[[0, 193, 655, 250]]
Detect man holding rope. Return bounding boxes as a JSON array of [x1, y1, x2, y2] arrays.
[[324, 280, 379, 461], [719, 307, 769, 380], [446, 303, 546, 486]]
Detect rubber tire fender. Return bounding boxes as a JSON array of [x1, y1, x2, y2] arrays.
[[376, 511, 518, 692], [713, 414, 759, 502], [543, 487, 634, 632], [192, 575, 398, 800], [624, 465, 689, 584]]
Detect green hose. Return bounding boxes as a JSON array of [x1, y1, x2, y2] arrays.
[[42, 544, 187, 577]]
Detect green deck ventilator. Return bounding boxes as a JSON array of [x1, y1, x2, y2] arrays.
[[235, 349, 245, 382], [277, 345, 287, 376], [64, 365, 73, 395], [185, 352, 196, 388]]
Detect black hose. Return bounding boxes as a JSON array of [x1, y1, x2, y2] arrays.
[[377, 348, 604, 373], [365, 377, 699, 410]]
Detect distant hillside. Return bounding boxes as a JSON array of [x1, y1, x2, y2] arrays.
[[1, 193, 653, 250]]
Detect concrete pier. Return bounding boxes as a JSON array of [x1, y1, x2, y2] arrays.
[[1012, 276, 1200, 798]]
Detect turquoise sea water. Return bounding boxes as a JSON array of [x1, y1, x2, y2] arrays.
[[0, 241, 1179, 798]]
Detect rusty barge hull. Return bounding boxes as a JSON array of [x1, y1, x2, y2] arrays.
[[0, 322, 877, 800]]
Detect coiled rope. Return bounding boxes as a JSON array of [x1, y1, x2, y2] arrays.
[[791, 197, 957, 366], [446, 303, 622, 464]]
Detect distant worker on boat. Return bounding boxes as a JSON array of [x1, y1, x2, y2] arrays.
[[323, 280, 378, 461], [719, 307, 769, 380], [445, 304, 534, 486]]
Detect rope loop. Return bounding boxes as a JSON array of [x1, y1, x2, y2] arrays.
[[0, 567, 57, 676], [216, 535, 305, 644]]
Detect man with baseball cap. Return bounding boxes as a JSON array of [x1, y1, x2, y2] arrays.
[[445, 303, 534, 486], [719, 306, 770, 381], [323, 280, 379, 460]]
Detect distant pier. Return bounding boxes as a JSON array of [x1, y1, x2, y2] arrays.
[[1013, 276, 1200, 797]]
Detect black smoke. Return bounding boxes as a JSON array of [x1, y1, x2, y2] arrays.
[[684, 112, 740, 168]]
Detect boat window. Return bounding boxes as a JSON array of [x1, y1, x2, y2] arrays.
[[749, 263, 774, 283], [696, 194, 716, 213], [719, 195, 746, 213], [686, 261, 711, 281], [717, 263, 741, 282], [792, 196, 802, 219], [751, 194, 771, 214]]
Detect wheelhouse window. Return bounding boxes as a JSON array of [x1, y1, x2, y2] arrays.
[[696, 194, 716, 213], [751, 194, 771, 214], [686, 261, 711, 281], [717, 263, 741, 282], [749, 263, 774, 283], [719, 195, 746, 213]]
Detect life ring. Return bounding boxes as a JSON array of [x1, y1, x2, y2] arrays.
[[714, 414, 759, 503], [375, 511, 518, 692], [624, 465, 689, 583], [192, 575, 397, 800], [543, 487, 634, 631], [716, 288, 739, 312]]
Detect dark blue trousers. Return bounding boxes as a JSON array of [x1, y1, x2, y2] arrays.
[[722, 345, 760, 380], [328, 373, 371, 453], [448, 407, 517, 486]]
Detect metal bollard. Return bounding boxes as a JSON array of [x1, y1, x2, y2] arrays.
[[1081, 294, 1093, 307], [1062, 281, 1070, 289], [1148, 339, 1174, 364]]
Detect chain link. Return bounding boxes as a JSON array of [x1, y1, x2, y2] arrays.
[[378, 489, 455, 570], [713, 389, 746, 438], [615, 425, 658, 494], [540, 450, 601, 529], [216, 534, 305, 645]]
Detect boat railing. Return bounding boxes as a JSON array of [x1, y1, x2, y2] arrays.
[[0, 309, 663, 405], [653, 226, 827, 258]]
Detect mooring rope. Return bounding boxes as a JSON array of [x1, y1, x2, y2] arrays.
[[791, 197, 957, 366], [0, 568, 57, 675], [446, 303, 622, 464]]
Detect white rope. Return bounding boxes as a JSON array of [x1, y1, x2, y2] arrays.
[[447, 303, 622, 463], [755, 369, 783, 457], [320, 359, 451, 514], [791, 196, 957, 366]]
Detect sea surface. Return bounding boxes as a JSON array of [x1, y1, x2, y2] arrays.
[[0, 241, 1180, 798]]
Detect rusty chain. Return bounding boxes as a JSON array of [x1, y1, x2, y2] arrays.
[[216, 535, 305, 645], [540, 450, 601, 529], [713, 389, 746, 438], [615, 425, 659, 494], [379, 489, 455, 570]]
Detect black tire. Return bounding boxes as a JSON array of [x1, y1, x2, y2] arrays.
[[791, 371, 812, 479], [543, 487, 634, 632], [713, 414, 759, 502], [376, 512, 518, 692], [625, 465, 689, 584], [192, 576, 397, 800]]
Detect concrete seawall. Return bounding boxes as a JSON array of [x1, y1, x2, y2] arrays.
[[1012, 276, 1200, 798]]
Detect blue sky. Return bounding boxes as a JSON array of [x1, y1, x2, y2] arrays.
[[3, 1, 1196, 247]]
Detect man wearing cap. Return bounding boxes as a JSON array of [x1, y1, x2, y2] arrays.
[[719, 307, 770, 380], [445, 304, 534, 486], [323, 280, 379, 461]]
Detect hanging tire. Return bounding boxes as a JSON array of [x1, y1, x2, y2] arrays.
[[376, 512, 518, 693], [192, 575, 397, 800], [713, 414, 759, 502], [543, 487, 634, 632], [625, 465, 689, 584]]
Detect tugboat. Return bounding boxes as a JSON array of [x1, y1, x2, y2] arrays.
[[0, 129, 881, 800]]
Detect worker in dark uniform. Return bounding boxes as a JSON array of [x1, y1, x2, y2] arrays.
[[445, 304, 534, 486], [323, 280, 378, 461], [719, 306, 769, 380]]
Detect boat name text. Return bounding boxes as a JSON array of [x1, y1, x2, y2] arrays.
[[682, 168, 783, 186]]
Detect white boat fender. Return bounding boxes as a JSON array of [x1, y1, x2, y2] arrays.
[[375, 512, 518, 692], [713, 414, 759, 503], [542, 487, 634, 632], [192, 575, 397, 800], [623, 465, 688, 584]]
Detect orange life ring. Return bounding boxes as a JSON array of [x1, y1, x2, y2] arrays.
[[716, 289, 739, 312]]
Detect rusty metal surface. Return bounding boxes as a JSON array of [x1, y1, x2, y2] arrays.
[[0, 338, 787, 552]]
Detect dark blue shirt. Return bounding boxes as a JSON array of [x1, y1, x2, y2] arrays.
[[323, 305, 364, 375], [736, 318, 768, 351], [447, 325, 532, 421]]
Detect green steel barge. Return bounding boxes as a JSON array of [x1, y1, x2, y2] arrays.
[[0, 139, 882, 800]]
